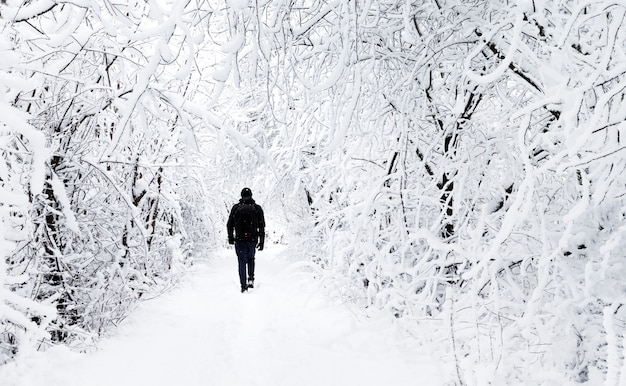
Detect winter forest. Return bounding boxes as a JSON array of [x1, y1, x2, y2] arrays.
[[0, 0, 625, 384]]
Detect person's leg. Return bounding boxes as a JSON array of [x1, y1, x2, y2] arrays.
[[235, 242, 248, 290], [247, 242, 256, 283]]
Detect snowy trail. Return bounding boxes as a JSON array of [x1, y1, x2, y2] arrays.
[[2, 245, 444, 386]]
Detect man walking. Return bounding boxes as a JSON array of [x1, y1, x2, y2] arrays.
[[227, 188, 265, 293]]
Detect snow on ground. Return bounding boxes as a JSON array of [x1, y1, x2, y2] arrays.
[[1, 245, 445, 386]]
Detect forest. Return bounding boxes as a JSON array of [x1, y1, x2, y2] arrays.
[[1, 0, 625, 384]]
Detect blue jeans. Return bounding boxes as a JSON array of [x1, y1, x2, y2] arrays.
[[235, 241, 256, 287]]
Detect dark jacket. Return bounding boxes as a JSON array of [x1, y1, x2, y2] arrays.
[[227, 198, 265, 244]]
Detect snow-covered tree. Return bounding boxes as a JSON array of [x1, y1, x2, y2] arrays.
[[225, 0, 626, 383], [0, 25, 54, 364], [1, 0, 219, 356]]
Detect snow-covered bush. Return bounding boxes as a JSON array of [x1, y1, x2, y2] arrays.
[[226, 0, 626, 383], [0, 0, 217, 358], [0, 24, 54, 364]]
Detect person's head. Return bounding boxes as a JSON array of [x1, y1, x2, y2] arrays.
[[241, 187, 252, 199]]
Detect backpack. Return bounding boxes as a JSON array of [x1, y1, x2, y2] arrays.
[[234, 203, 259, 241]]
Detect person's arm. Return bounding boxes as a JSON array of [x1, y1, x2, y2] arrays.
[[227, 205, 237, 244], [257, 205, 265, 250]]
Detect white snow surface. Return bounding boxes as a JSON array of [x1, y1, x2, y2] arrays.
[[1, 245, 444, 386]]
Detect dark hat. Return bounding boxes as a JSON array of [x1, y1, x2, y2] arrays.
[[241, 188, 252, 198]]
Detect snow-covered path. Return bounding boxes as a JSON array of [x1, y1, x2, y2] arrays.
[[2, 246, 444, 386]]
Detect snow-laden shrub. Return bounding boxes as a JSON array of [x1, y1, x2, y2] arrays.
[[0, 0, 216, 358], [235, 0, 626, 383]]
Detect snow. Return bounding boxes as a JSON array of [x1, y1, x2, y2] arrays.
[[50, 173, 80, 233], [0, 245, 444, 386], [464, 11, 524, 84]]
